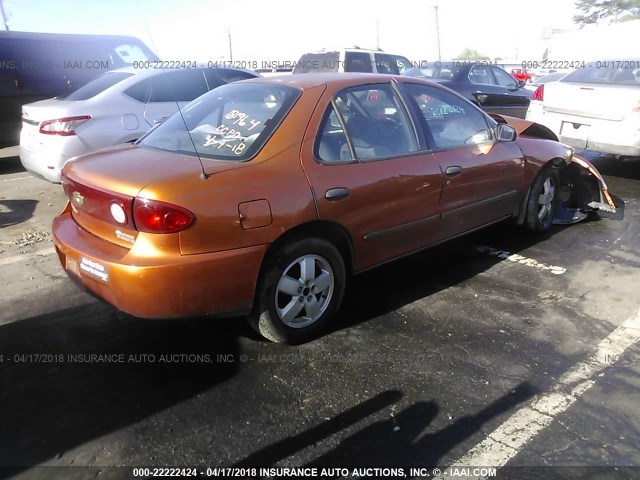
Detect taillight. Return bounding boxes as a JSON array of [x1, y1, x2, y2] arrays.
[[531, 85, 544, 102], [133, 198, 195, 234], [39, 115, 91, 136]]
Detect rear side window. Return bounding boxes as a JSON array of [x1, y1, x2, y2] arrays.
[[125, 70, 209, 103], [293, 53, 340, 73], [138, 83, 301, 162], [468, 65, 493, 85], [345, 52, 373, 73], [562, 61, 640, 86], [374, 53, 411, 74], [316, 83, 418, 162], [62, 72, 134, 100]]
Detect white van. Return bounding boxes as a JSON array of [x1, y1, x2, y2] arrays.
[[293, 47, 412, 75]]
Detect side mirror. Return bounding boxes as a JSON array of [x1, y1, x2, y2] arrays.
[[496, 123, 517, 142]]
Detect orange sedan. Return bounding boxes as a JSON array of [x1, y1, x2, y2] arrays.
[[52, 73, 615, 343]]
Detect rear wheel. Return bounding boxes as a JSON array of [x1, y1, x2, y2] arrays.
[[526, 166, 559, 232], [250, 238, 346, 344]]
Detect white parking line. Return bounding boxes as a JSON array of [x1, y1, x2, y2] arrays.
[[476, 245, 566, 275], [0, 247, 55, 267], [437, 308, 640, 479], [2, 176, 31, 182]]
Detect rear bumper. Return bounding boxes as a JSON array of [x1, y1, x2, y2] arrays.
[[19, 130, 87, 183], [526, 103, 640, 156], [52, 212, 268, 318]]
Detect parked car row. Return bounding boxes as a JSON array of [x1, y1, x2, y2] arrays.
[[19, 66, 258, 182]]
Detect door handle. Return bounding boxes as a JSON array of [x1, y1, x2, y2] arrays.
[[325, 187, 350, 201], [445, 166, 463, 177]]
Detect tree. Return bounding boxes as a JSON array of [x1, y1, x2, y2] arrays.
[[573, 0, 640, 27], [454, 48, 490, 61]]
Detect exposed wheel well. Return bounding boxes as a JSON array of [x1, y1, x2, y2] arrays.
[[263, 221, 354, 275], [517, 158, 564, 225]]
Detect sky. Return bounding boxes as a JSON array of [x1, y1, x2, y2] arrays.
[[2, 0, 582, 63]]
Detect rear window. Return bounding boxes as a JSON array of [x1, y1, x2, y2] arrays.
[[61, 72, 134, 100], [138, 82, 301, 162], [561, 61, 640, 86], [293, 53, 340, 73], [125, 70, 212, 103]]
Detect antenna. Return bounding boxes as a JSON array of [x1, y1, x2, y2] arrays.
[[136, 0, 210, 180]]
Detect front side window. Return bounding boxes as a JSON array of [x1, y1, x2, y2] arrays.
[[315, 83, 418, 162], [492, 67, 517, 88], [404, 83, 494, 150], [138, 82, 301, 162]]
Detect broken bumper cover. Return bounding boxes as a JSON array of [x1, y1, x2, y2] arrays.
[[554, 154, 617, 225]]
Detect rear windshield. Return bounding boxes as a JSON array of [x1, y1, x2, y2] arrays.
[[138, 82, 301, 162], [61, 72, 134, 100], [293, 53, 340, 73], [561, 61, 640, 86]]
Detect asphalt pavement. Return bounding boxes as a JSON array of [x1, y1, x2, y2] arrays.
[[0, 147, 639, 480]]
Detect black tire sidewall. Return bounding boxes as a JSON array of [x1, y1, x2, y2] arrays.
[[526, 166, 560, 232], [254, 238, 346, 344]]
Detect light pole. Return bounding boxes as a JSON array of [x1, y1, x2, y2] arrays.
[[434, 5, 441, 61], [228, 30, 233, 63]]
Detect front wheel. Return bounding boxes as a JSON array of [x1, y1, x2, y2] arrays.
[[250, 238, 346, 344], [525, 166, 559, 232]]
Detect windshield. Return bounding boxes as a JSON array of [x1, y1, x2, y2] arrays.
[[138, 82, 301, 162], [561, 61, 640, 86], [61, 72, 134, 100]]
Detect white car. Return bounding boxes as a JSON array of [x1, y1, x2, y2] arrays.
[[20, 66, 257, 182], [293, 47, 412, 74], [523, 72, 567, 92], [526, 59, 640, 157]]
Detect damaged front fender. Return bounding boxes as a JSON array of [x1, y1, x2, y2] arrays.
[[489, 113, 617, 225], [554, 154, 617, 224]]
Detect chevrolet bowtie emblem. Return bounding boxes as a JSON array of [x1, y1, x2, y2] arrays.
[[72, 191, 84, 206]]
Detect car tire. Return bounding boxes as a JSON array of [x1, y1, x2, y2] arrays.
[[525, 166, 560, 232], [250, 238, 346, 344]]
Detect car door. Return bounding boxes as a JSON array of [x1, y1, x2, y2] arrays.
[[491, 66, 531, 118], [301, 81, 443, 271], [400, 81, 525, 242]]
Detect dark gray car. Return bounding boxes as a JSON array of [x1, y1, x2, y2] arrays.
[[403, 61, 533, 118]]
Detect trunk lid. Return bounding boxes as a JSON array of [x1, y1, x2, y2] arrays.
[[542, 81, 640, 121], [62, 143, 243, 248]]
